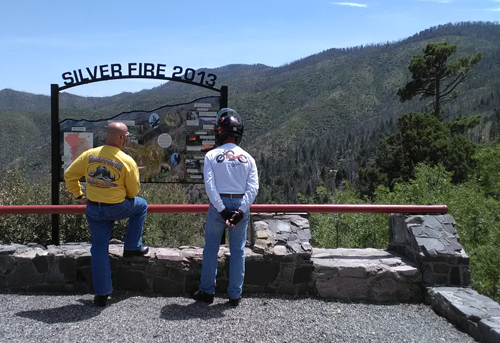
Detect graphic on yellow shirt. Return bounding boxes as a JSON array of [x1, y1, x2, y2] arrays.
[[86, 156, 124, 188]]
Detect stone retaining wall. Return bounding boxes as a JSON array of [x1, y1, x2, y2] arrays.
[[427, 287, 500, 343], [389, 213, 500, 343], [0, 213, 420, 302], [0, 243, 421, 302], [311, 248, 422, 302]]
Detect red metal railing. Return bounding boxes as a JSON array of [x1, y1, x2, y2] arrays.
[[0, 204, 448, 214], [0, 204, 447, 245]]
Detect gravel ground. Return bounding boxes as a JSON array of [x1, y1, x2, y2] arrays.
[[0, 292, 477, 343]]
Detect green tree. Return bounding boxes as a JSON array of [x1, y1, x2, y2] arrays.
[[473, 143, 500, 201], [397, 42, 482, 119], [359, 112, 477, 196]]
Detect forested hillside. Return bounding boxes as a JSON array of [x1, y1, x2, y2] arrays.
[[1, 22, 499, 203]]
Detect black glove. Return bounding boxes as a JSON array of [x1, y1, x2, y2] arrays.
[[220, 208, 233, 221], [228, 210, 245, 226]]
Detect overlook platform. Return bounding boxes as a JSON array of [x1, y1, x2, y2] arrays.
[[0, 291, 477, 343], [1, 213, 499, 342]]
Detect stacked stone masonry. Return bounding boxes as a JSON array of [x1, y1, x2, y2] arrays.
[[389, 214, 470, 287], [427, 287, 500, 343], [0, 214, 421, 301], [389, 213, 500, 343], [1, 212, 499, 342]]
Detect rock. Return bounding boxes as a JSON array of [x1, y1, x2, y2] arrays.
[[156, 248, 183, 262]]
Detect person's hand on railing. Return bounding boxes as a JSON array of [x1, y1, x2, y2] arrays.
[[78, 195, 88, 205]]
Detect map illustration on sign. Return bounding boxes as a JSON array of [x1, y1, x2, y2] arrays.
[[63, 132, 93, 171], [59, 96, 220, 183]]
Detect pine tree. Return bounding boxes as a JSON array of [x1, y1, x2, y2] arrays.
[[397, 42, 482, 119]]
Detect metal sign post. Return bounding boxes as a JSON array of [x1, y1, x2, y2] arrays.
[[51, 84, 61, 245]]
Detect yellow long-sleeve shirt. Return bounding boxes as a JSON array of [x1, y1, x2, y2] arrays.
[[64, 145, 140, 204]]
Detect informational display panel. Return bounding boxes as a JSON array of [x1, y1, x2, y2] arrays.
[[59, 96, 220, 183]]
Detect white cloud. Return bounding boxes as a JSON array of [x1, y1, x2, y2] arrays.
[[331, 2, 368, 7]]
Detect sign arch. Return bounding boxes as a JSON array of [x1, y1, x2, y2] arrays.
[[59, 63, 223, 92]]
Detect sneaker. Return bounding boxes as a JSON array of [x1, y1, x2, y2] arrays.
[[229, 296, 241, 307], [123, 246, 149, 257], [192, 290, 214, 304]]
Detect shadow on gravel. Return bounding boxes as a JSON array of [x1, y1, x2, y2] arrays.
[[160, 301, 229, 321], [14, 293, 133, 323], [15, 299, 102, 323]]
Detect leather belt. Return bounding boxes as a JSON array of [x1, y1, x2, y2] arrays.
[[87, 200, 117, 206], [219, 193, 244, 198]]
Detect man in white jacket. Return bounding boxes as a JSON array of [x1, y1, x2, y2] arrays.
[[192, 108, 259, 306]]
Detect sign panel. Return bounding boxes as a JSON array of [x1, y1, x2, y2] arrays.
[[59, 96, 220, 183]]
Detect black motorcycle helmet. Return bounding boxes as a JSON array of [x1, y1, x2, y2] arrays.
[[214, 108, 244, 146]]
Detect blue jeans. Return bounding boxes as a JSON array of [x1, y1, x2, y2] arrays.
[[199, 198, 250, 299], [85, 197, 148, 295]]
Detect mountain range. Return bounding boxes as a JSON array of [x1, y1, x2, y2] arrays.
[[1, 21, 499, 202]]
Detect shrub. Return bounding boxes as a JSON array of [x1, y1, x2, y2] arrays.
[[0, 165, 205, 247]]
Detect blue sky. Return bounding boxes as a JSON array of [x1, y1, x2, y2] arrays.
[[0, 0, 498, 97]]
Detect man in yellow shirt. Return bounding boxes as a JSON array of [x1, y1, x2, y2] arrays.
[[64, 122, 148, 307]]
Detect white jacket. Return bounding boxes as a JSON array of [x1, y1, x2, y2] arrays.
[[204, 143, 259, 212]]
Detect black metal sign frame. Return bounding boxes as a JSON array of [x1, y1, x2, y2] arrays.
[[60, 64, 221, 92], [50, 63, 228, 244]]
